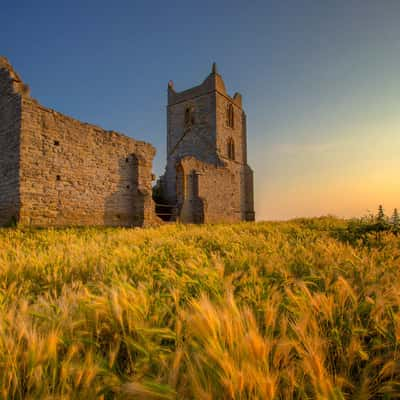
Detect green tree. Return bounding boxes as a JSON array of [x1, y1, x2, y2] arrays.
[[391, 208, 400, 232], [377, 204, 386, 224], [373, 205, 389, 243]]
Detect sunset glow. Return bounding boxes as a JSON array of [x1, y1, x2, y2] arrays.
[[3, 0, 399, 220]]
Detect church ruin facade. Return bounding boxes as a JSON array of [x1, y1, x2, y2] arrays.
[[0, 57, 254, 227], [159, 64, 255, 223], [0, 57, 158, 227]]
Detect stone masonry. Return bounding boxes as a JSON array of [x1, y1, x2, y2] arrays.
[[0, 58, 255, 227], [160, 63, 255, 223], [0, 57, 158, 227]]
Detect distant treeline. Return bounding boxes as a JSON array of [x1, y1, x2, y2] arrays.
[[293, 205, 399, 247], [336, 205, 399, 246]]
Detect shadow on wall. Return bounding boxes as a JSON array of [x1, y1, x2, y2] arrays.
[[0, 80, 21, 227], [103, 154, 145, 227]]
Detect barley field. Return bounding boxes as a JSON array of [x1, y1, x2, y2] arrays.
[[0, 219, 399, 399]]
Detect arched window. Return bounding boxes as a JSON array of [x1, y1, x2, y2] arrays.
[[226, 103, 234, 128], [227, 137, 235, 160]]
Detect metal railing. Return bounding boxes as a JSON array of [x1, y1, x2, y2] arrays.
[[155, 203, 178, 221]]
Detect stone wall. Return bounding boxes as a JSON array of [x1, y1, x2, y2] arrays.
[[178, 157, 243, 223], [0, 58, 23, 226], [0, 56, 158, 227], [243, 164, 255, 221], [19, 97, 157, 227]]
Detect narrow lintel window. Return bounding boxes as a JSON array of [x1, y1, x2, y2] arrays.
[[54, 140, 60, 146], [226, 103, 234, 129], [184, 106, 195, 129], [227, 137, 235, 160], [56, 175, 61, 181]]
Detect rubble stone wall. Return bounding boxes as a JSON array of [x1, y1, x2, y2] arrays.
[[19, 97, 157, 227], [179, 157, 243, 223], [0, 61, 22, 226]]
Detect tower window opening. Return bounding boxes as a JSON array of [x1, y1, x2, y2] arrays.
[[184, 106, 195, 129], [226, 103, 234, 128], [227, 137, 235, 160]]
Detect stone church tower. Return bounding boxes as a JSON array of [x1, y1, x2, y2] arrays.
[[160, 63, 255, 223]]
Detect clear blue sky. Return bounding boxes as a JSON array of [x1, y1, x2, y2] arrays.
[[2, 0, 400, 220]]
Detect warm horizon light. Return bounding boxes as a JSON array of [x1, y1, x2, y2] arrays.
[[2, 0, 399, 220]]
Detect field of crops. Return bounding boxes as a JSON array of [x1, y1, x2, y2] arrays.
[[0, 219, 399, 399]]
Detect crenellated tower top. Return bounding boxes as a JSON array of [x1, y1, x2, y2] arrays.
[[167, 62, 242, 107]]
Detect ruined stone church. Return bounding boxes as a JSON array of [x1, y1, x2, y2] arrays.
[[159, 63, 254, 223], [0, 57, 254, 227]]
